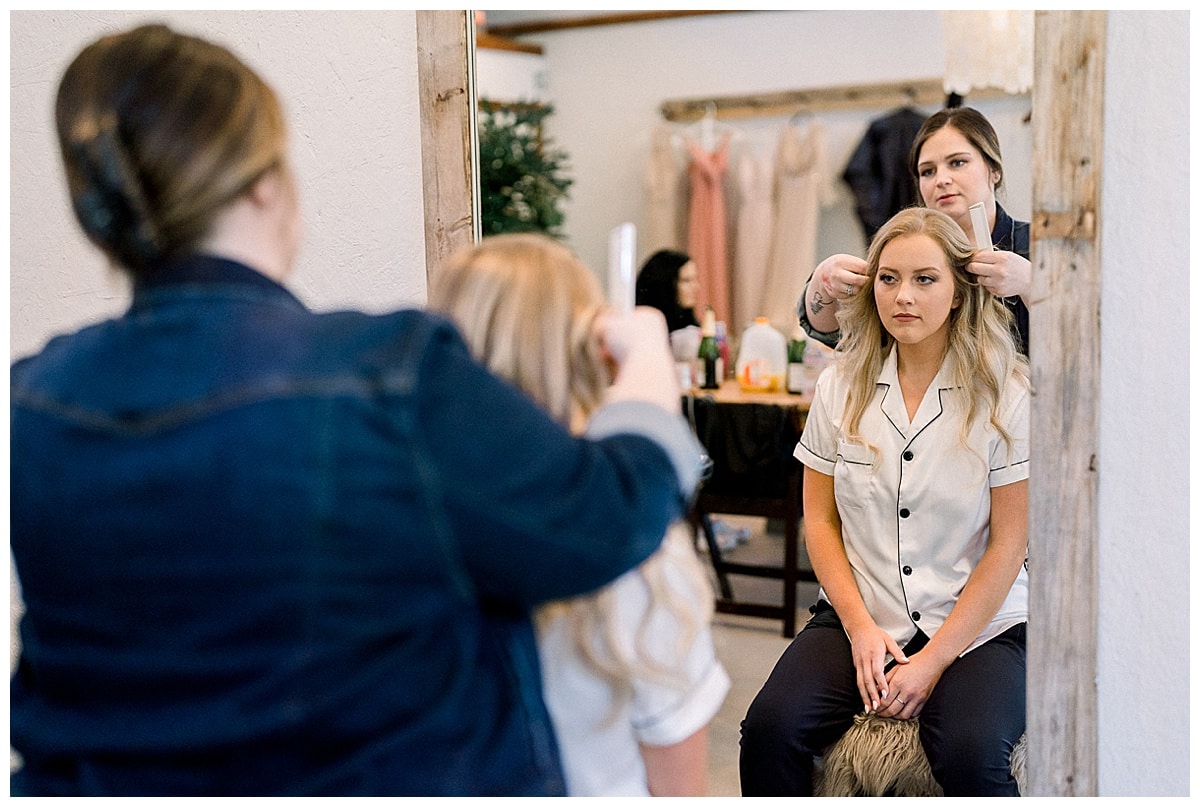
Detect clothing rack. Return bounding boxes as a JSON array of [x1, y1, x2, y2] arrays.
[[660, 78, 1010, 122]]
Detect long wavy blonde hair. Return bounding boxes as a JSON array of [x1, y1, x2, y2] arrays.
[[428, 233, 713, 707], [835, 207, 1028, 463]]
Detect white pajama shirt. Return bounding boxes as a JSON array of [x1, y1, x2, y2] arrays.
[[535, 523, 731, 796], [795, 347, 1030, 656]]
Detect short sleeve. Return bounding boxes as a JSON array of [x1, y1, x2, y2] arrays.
[[794, 366, 840, 475], [988, 380, 1030, 487], [631, 652, 730, 748]]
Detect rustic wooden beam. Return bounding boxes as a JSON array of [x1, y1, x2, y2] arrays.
[[484, 10, 740, 38], [416, 10, 478, 282], [476, 31, 542, 55], [1026, 9, 1106, 797], [660, 79, 1011, 123]]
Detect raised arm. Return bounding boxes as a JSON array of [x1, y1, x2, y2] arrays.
[[413, 311, 704, 609], [797, 254, 870, 346]]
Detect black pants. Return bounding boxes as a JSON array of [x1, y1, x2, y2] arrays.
[[739, 602, 1026, 796]]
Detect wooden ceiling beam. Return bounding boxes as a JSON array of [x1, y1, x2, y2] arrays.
[[483, 10, 744, 38]]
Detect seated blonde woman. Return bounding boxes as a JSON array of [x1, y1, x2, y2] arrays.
[[428, 233, 730, 796], [741, 207, 1029, 796]]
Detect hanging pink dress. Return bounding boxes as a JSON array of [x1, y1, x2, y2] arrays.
[[686, 131, 732, 326]]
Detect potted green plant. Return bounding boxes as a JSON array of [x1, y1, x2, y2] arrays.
[[477, 99, 573, 237]]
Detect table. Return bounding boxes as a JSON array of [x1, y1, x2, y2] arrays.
[[688, 379, 813, 411], [684, 380, 815, 637]]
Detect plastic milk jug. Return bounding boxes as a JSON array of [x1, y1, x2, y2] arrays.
[[736, 317, 787, 392]]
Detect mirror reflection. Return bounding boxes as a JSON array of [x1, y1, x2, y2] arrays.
[[475, 9, 1034, 798]]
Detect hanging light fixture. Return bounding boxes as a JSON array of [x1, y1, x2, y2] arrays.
[[942, 11, 1034, 96]]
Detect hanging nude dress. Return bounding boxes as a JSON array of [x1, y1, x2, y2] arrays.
[[733, 150, 775, 339], [644, 123, 686, 254], [762, 118, 832, 336]]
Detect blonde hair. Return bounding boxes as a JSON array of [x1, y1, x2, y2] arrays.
[[429, 233, 713, 706], [56, 24, 286, 274], [430, 233, 607, 429], [836, 208, 1028, 462]]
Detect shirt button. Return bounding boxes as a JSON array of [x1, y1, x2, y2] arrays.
[[903, 450, 914, 461], [902, 565, 913, 575], [911, 611, 921, 621], [899, 508, 910, 518]]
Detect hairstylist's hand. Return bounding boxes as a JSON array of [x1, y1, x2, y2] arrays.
[[814, 253, 869, 301], [599, 306, 680, 413], [967, 249, 1031, 301]]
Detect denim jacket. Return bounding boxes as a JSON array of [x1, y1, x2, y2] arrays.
[[10, 254, 704, 795]]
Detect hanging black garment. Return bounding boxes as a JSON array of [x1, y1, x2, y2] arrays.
[[841, 107, 929, 244]]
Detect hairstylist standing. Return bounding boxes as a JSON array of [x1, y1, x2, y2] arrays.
[[798, 107, 1031, 355], [10, 24, 703, 796]]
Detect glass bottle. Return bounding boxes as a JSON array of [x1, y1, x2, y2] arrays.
[[714, 320, 731, 379], [786, 322, 808, 394], [697, 306, 722, 390]]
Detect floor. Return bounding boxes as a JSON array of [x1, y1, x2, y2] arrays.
[[699, 515, 821, 797]]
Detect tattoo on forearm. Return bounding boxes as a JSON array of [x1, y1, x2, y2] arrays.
[[811, 292, 833, 315]]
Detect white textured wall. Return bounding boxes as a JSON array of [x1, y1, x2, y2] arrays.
[[475, 46, 546, 104], [10, 10, 427, 361], [1096, 11, 1189, 796], [484, 10, 1032, 283]]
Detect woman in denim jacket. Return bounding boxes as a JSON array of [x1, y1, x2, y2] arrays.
[[9, 24, 703, 796]]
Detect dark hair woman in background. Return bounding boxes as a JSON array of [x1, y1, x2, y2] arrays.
[[9, 23, 703, 796], [635, 249, 701, 334]]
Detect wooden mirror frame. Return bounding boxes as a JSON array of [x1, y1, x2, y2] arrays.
[[1026, 10, 1105, 796], [418, 9, 1108, 796], [416, 10, 479, 277]]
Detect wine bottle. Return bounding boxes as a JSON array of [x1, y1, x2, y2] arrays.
[[786, 322, 808, 394], [697, 306, 721, 390], [714, 320, 730, 380]]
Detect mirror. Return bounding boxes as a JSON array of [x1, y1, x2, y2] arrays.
[[470, 9, 1037, 796]]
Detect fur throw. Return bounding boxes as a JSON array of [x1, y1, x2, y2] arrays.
[[814, 713, 1027, 796]]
